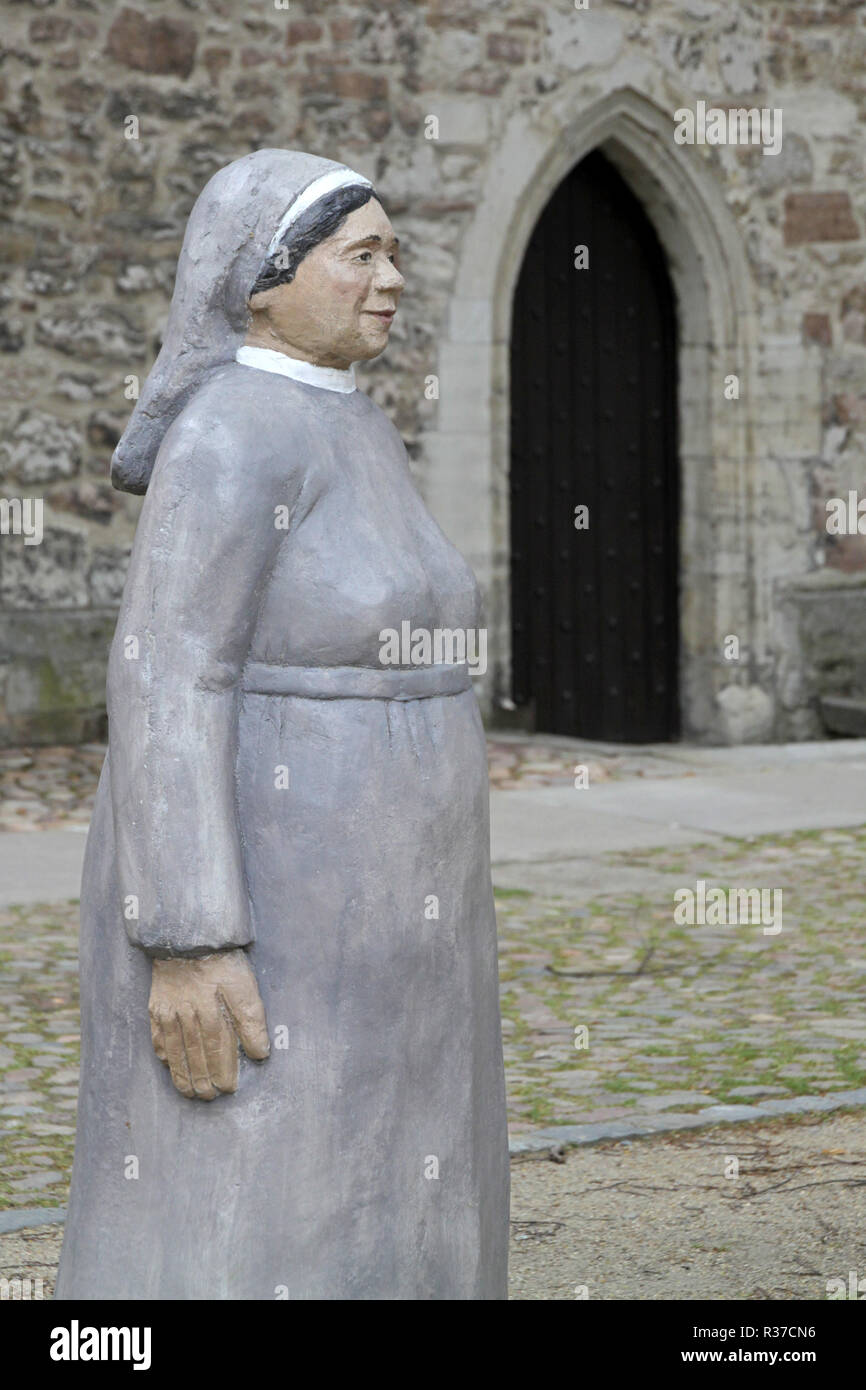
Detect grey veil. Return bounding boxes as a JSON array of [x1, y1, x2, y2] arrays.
[[110, 149, 369, 495]]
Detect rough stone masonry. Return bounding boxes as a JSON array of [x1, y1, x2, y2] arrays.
[[1, 0, 865, 744]]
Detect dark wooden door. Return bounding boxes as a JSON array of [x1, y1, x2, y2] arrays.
[[510, 149, 679, 743]]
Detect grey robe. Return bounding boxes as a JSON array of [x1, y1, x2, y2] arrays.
[[55, 363, 510, 1300]]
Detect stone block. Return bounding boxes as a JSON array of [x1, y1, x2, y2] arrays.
[[448, 298, 492, 344], [202, 48, 231, 85], [802, 312, 832, 346], [544, 9, 623, 71], [287, 21, 323, 45], [0, 527, 89, 610], [793, 577, 866, 696], [751, 132, 813, 193], [34, 308, 144, 362], [0, 608, 114, 746], [105, 8, 198, 79], [820, 694, 866, 736], [0, 413, 82, 485], [423, 94, 490, 146], [783, 192, 860, 246], [487, 34, 525, 64], [330, 72, 389, 102], [436, 342, 492, 434], [420, 431, 492, 560], [716, 684, 775, 744]]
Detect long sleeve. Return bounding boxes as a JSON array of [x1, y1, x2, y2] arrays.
[[107, 412, 286, 956]]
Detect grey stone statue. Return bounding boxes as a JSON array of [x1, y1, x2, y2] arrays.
[[55, 149, 510, 1300]]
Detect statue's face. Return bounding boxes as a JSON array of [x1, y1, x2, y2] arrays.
[[246, 198, 404, 369]]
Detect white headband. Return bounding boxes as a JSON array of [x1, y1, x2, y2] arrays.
[[265, 167, 374, 258]]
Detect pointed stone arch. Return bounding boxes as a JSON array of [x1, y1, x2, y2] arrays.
[[426, 85, 761, 741]]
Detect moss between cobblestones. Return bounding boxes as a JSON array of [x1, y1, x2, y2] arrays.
[[0, 901, 79, 1209], [496, 825, 866, 1133]]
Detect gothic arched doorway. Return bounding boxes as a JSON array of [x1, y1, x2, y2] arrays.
[[509, 149, 680, 743]]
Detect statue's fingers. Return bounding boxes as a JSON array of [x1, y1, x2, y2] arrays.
[[198, 1006, 238, 1096], [149, 1009, 168, 1064], [179, 1009, 217, 1101], [221, 982, 270, 1061], [160, 1013, 195, 1099]]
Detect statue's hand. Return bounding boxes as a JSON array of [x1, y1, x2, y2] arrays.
[[148, 949, 270, 1101]]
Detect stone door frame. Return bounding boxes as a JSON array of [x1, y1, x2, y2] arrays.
[[424, 84, 761, 742]]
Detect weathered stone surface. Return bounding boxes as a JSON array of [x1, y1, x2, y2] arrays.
[[716, 685, 775, 744], [87, 545, 130, 605], [34, 308, 143, 361], [545, 9, 623, 71], [793, 577, 866, 698], [820, 694, 866, 736], [802, 312, 832, 346], [202, 46, 231, 85], [331, 19, 360, 43], [0, 0, 865, 745], [105, 8, 198, 80], [833, 393, 866, 426], [287, 20, 323, 46], [85, 412, 123, 453], [751, 132, 813, 193], [0, 413, 82, 485], [29, 18, 74, 45], [784, 192, 861, 246], [51, 481, 119, 526], [487, 33, 526, 64], [0, 528, 88, 610], [104, 86, 217, 124], [317, 71, 388, 101], [0, 611, 114, 745], [840, 282, 866, 344], [841, 310, 866, 344]]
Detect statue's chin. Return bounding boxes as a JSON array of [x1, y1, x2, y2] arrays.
[[352, 334, 392, 364]]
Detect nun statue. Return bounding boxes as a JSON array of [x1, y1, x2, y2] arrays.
[[55, 150, 510, 1300]]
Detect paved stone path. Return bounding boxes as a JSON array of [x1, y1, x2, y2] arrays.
[[0, 737, 671, 834]]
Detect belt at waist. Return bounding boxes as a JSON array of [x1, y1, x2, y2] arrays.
[[241, 661, 473, 701]]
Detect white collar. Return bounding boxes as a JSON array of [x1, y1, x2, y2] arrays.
[[235, 345, 356, 394]]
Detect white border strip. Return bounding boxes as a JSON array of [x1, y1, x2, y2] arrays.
[[266, 167, 373, 258]]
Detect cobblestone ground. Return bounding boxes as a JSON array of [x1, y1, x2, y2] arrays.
[[499, 827, 866, 1137], [486, 737, 692, 788], [0, 901, 79, 1211], [0, 746, 103, 832]]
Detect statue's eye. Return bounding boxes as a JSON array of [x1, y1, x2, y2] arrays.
[[356, 251, 373, 263]]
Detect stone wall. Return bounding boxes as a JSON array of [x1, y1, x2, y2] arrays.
[[1, 0, 865, 744]]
